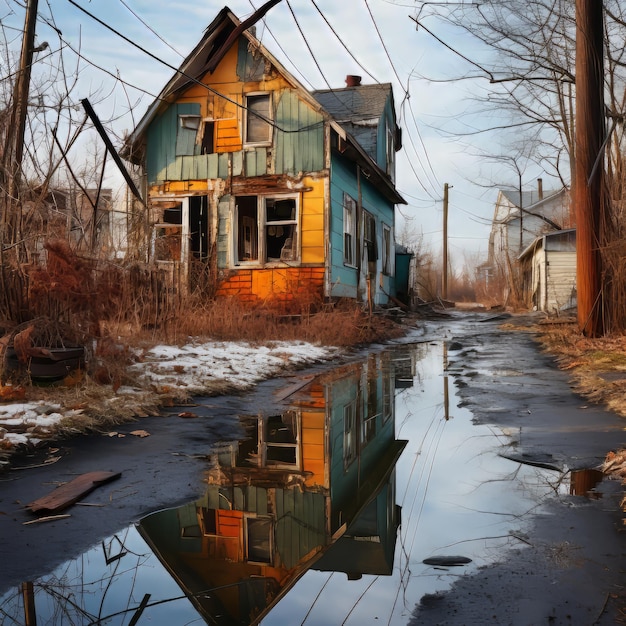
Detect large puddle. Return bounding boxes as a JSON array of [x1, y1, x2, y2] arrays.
[[0, 341, 600, 625]]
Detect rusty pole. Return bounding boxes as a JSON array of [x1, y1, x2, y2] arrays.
[[574, 0, 605, 337]]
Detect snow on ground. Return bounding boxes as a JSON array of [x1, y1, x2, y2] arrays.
[[0, 340, 339, 450]]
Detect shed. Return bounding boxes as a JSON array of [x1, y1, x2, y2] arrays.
[[519, 229, 576, 313]]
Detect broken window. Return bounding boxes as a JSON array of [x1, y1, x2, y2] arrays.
[[382, 223, 392, 275], [343, 401, 357, 469], [363, 211, 377, 264], [266, 411, 299, 467], [235, 195, 298, 265], [200, 120, 215, 154], [153, 202, 183, 262], [246, 516, 273, 564], [245, 93, 272, 144], [343, 193, 356, 266]]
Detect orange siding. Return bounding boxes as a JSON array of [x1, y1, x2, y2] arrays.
[[216, 118, 242, 153], [216, 267, 325, 306], [301, 178, 326, 264], [301, 409, 326, 488]]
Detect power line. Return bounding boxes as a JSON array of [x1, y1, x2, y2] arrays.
[[117, 0, 185, 59], [66, 0, 324, 135]]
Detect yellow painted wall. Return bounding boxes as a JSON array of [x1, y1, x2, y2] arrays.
[[300, 177, 325, 264], [301, 409, 326, 488]]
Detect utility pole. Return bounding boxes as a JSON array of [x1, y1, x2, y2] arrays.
[[442, 183, 449, 301], [575, 0, 606, 337], [6, 0, 39, 208]]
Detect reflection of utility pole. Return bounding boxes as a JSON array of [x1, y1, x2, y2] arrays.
[[443, 343, 450, 420], [442, 183, 449, 300], [22, 581, 37, 626]]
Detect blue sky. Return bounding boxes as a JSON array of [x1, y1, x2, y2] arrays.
[[2, 0, 560, 266]]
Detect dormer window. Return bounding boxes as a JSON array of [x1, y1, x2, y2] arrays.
[[245, 93, 272, 145]]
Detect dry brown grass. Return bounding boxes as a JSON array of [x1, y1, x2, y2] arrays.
[[0, 297, 408, 450], [533, 320, 626, 418]]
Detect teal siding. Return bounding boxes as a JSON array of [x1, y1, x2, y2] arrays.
[[329, 156, 359, 298], [146, 93, 323, 184], [275, 91, 324, 174], [329, 152, 396, 303], [237, 37, 265, 82], [147, 103, 200, 184]]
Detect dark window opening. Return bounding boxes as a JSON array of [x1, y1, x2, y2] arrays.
[[201, 121, 215, 154], [246, 517, 272, 563]]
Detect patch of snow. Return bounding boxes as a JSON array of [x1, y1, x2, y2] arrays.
[[0, 340, 339, 452]]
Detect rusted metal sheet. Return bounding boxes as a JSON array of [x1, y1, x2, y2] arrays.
[[27, 471, 122, 514]]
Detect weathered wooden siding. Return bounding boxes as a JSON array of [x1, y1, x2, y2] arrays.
[[145, 40, 325, 188], [275, 91, 324, 174], [544, 250, 576, 312]]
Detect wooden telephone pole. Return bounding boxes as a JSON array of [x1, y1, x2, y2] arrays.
[[575, 0, 606, 337], [6, 0, 39, 207], [442, 183, 449, 300]]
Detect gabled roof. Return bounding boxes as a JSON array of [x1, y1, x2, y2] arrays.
[[123, 6, 405, 204], [500, 188, 563, 210], [313, 83, 394, 162], [518, 228, 576, 261], [313, 83, 392, 123]]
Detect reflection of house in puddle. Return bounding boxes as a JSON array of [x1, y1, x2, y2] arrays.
[[139, 352, 407, 624]]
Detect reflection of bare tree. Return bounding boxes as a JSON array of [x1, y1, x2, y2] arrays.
[[0, 529, 156, 626]]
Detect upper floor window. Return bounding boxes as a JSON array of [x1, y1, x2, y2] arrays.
[[343, 193, 357, 266], [386, 123, 395, 181], [245, 93, 272, 145]]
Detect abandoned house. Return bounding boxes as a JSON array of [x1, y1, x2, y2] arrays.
[[122, 6, 405, 308]]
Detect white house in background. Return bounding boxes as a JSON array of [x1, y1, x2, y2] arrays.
[[519, 229, 576, 313], [488, 180, 571, 264]]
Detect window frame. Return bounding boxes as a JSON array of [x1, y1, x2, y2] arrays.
[[233, 194, 299, 267], [244, 92, 272, 146], [343, 400, 357, 470], [343, 193, 357, 267], [382, 223, 393, 276]]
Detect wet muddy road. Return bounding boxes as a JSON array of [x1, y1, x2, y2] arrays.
[[0, 312, 624, 625]]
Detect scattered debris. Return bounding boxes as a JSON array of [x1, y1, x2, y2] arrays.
[[602, 449, 626, 479], [129, 429, 150, 437], [27, 470, 121, 514], [177, 411, 198, 418], [11, 456, 62, 471], [23, 514, 71, 525]]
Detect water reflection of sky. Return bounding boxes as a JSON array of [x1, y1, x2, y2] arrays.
[[263, 341, 561, 625], [0, 340, 575, 625]]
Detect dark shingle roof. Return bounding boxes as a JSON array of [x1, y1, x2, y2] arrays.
[[312, 84, 392, 161]]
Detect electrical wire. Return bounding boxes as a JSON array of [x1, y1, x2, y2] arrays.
[[66, 0, 324, 135], [117, 0, 185, 59]]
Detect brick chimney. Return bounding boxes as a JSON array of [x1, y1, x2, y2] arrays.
[[346, 75, 362, 87]]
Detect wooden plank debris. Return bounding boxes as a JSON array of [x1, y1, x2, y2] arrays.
[[27, 471, 121, 514]]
